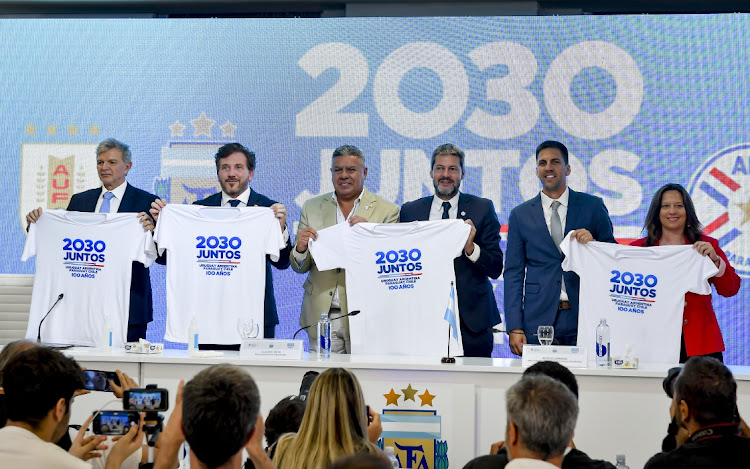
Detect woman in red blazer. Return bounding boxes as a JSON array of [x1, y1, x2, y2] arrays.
[[631, 183, 741, 362]]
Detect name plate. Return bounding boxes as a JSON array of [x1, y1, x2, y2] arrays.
[[521, 345, 588, 368], [239, 339, 304, 360]]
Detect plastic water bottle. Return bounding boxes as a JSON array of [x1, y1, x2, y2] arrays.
[[100, 315, 112, 351], [318, 312, 330, 360], [385, 446, 400, 468], [596, 318, 610, 368], [615, 454, 629, 469], [188, 316, 199, 356]]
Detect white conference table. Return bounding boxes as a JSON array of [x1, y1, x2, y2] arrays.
[[67, 349, 750, 469]]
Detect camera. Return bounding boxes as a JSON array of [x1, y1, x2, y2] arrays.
[[93, 410, 140, 435], [662, 366, 682, 399], [123, 388, 169, 412]]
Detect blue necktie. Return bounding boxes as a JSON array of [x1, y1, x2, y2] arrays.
[[228, 199, 240, 207], [100, 192, 115, 213], [442, 201, 451, 219]]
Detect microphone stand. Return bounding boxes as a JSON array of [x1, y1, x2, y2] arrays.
[[292, 310, 361, 339], [37, 293, 64, 343]]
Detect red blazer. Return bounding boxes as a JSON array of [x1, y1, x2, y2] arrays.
[[630, 235, 741, 356]]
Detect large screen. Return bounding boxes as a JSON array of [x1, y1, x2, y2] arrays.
[[2, 15, 748, 364]]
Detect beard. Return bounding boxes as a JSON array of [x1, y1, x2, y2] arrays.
[[434, 179, 459, 198]]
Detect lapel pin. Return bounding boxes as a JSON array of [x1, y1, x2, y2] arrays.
[[364, 205, 370, 210], [460, 211, 466, 217]]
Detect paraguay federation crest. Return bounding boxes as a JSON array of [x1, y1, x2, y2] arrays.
[[688, 143, 750, 277], [19, 143, 100, 232]]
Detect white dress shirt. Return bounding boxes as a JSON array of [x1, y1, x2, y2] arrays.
[[94, 180, 128, 213], [223, 187, 289, 242], [428, 192, 480, 263]]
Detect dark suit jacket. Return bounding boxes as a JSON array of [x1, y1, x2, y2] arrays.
[[504, 189, 615, 335], [194, 191, 292, 328], [400, 193, 504, 333], [66, 183, 160, 326]]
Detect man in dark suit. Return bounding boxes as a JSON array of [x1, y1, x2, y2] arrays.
[[26, 138, 159, 342], [504, 140, 616, 356], [400, 143, 503, 358], [151, 142, 292, 344]]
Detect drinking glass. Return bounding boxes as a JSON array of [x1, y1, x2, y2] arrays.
[[237, 318, 260, 339], [537, 325, 554, 346]]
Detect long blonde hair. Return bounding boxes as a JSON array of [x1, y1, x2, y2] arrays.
[[273, 368, 380, 469]]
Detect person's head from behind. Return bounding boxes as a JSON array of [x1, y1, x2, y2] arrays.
[[182, 364, 260, 468], [327, 453, 391, 469], [672, 356, 737, 433], [522, 360, 579, 400], [505, 375, 578, 464], [3, 347, 85, 442], [0, 339, 37, 388], [265, 395, 306, 449]]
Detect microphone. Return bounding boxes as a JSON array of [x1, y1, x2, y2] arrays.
[[292, 310, 361, 339], [37, 293, 64, 343]]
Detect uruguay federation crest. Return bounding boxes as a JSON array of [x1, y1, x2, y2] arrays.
[[19, 143, 99, 232], [689, 143, 750, 276]]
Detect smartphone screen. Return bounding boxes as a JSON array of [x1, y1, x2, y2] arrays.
[[83, 370, 119, 392], [92, 411, 139, 435], [123, 389, 169, 411]]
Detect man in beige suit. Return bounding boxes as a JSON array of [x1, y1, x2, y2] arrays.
[[292, 145, 400, 354]]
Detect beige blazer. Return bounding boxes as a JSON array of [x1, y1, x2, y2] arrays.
[[291, 187, 400, 332]]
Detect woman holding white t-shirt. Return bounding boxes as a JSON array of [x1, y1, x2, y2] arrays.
[[630, 183, 741, 363]]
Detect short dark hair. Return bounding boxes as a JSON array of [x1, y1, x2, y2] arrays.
[[523, 361, 579, 400], [265, 395, 306, 448], [182, 364, 261, 468], [673, 356, 737, 427], [643, 183, 703, 246], [215, 142, 256, 173], [3, 347, 85, 426], [535, 141, 569, 165], [331, 144, 365, 161], [431, 143, 465, 172]]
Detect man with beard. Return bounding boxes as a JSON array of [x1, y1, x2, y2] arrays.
[[151, 142, 292, 344], [504, 140, 615, 355], [400, 143, 503, 357]]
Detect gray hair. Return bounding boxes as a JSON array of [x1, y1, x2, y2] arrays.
[[332, 144, 365, 162], [506, 375, 578, 460], [96, 138, 132, 164], [431, 143, 465, 172], [0, 340, 36, 388]]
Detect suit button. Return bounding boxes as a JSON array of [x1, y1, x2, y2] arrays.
[[684, 301, 688, 307], [684, 319, 688, 324], [329, 291, 333, 296], [337, 268, 341, 273]]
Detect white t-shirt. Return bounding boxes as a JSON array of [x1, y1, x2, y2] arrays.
[[309, 220, 470, 356], [561, 237, 718, 364], [22, 210, 156, 347], [154, 205, 284, 344], [0, 426, 90, 469]]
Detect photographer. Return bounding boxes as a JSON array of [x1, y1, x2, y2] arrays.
[[155, 364, 274, 469], [646, 356, 750, 468], [0, 347, 144, 468]]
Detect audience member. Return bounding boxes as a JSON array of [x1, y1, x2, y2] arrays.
[[645, 356, 750, 468], [273, 368, 383, 469], [464, 361, 614, 469], [0, 347, 143, 468], [502, 375, 578, 468], [154, 364, 273, 469], [265, 396, 306, 452], [0, 339, 37, 427], [328, 453, 392, 469]]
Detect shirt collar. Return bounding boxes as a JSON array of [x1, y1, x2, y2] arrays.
[[540, 187, 569, 209], [431, 191, 461, 211], [221, 187, 251, 207], [332, 189, 364, 206], [101, 181, 128, 200]]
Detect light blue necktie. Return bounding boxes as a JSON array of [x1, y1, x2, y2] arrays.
[[100, 191, 115, 213], [550, 200, 563, 253]]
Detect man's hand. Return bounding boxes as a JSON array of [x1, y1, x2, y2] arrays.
[[26, 207, 43, 227], [366, 406, 383, 443], [348, 215, 367, 226], [245, 413, 275, 469], [270, 203, 287, 231], [463, 219, 477, 255], [138, 212, 155, 233], [149, 199, 167, 222], [153, 380, 185, 469], [105, 414, 145, 469], [569, 229, 594, 244], [509, 330, 527, 356], [110, 369, 138, 399], [69, 415, 108, 461], [489, 440, 505, 455], [295, 227, 318, 253]]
